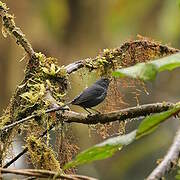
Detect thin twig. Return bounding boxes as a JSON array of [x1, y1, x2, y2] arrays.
[[0, 167, 97, 180], [1, 106, 63, 132], [147, 126, 180, 180], [3, 148, 27, 168]]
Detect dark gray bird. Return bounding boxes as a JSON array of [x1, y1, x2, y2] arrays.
[[66, 77, 110, 114]]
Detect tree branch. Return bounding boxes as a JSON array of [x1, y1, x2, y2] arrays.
[[0, 167, 97, 180], [0, 2, 35, 58], [65, 40, 179, 75], [63, 102, 174, 124], [147, 126, 180, 180], [3, 148, 27, 169], [65, 60, 85, 74], [0, 106, 63, 132], [1, 102, 174, 133]]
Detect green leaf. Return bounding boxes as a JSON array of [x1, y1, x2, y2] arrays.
[[113, 63, 158, 81], [151, 53, 180, 71], [112, 52, 180, 81], [136, 104, 180, 138], [63, 130, 137, 169]]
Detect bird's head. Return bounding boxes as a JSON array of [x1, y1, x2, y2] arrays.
[[95, 77, 110, 89]]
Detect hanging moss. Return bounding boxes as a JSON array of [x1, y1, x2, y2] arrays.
[[0, 51, 69, 167], [27, 135, 61, 171]]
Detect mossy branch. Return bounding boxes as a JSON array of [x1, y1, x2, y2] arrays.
[[0, 2, 68, 168], [0, 106, 64, 132], [0, 1, 35, 58], [1, 102, 174, 133], [65, 40, 179, 75]]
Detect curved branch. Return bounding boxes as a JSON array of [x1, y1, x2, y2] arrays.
[[0, 167, 97, 180], [0, 2, 35, 58], [65, 40, 179, 74], [147, 126, 180, 180], [0, 2, 179, 73]]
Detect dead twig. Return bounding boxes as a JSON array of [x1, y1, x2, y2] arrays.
[[147, 125, 180, 180], [0, 167, 97, 180]]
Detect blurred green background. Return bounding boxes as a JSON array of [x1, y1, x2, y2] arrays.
[[0, 0, 180, 179]]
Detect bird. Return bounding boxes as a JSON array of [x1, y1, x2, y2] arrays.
[[64, 77, 110, 114]]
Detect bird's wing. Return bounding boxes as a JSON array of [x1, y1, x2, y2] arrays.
[[71, 85, 104, 105]]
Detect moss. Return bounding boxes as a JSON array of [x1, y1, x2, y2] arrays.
[[2, 14, 15, 33], [0, 114, 10, 129], [0, 51, 68, 166], [27, 135, 61, 171], [14, 52, 68, 121], [0, 2, 9, 11], [0, 51, 69, 166], [20, 83, 45, 103], [85, 38, 179, 78], [85, 48, 120, 77]]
